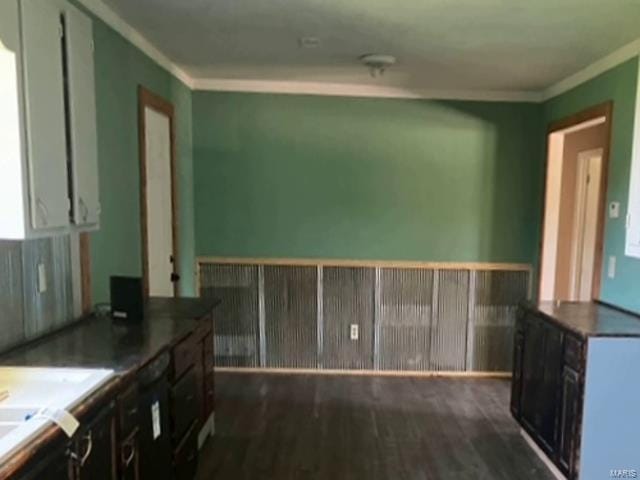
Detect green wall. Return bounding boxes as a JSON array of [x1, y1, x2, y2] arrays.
[[75, 5, 196, 302], [544, 57, 640, 313], [193, 93, 544, 264]]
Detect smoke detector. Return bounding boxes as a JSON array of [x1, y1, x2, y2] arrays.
[[360, 54, 396, 78]]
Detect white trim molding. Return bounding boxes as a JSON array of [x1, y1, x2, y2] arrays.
[[190, 78, 543, 102], [542, 38, 640, 101], [75, 0, 193, 88], [73, 0, 640, 103]]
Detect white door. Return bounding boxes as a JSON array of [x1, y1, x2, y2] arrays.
[[569, 150, 603, 301], [144, 106, 174, 297]]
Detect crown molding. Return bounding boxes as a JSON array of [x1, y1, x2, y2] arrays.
[[74, 0, 640, 103], [542, 38, 640, 101], [191, 78, 543, 102], [75, 0, 194, 88]]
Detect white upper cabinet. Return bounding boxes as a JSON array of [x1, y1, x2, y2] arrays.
[[0, 0, 100, 239], [22, 0, 70, 230], [64, 3, 100, 228], [626, 61, 640, 258]]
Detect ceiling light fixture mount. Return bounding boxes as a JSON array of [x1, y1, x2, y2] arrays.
[[360, 54, 396, 78]]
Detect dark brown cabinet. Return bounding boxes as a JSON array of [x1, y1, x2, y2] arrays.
[[14, 444, 71, 480], [71, 403, 116, 480], [511, 306, 584, 480], [16, 402, 117, 480], [558, 366, 580, 474], [4, 300, 217, 480]]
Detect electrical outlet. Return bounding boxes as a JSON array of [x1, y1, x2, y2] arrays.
[[37, 263, 47, 293], [608, 256, 616, 279], [609, 202, 621, 219], [350, 324, 359, 341]]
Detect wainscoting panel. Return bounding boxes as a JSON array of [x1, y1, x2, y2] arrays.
[[469, 270, 530, 371], [0, 241, 24, 351], [263, 266, 318, 368], [322, 267, 374, 370], [199, 259, 531, 373], [199, 264, 260, 367], [430, 270, 470, 371], [378, 268, 433, 371]]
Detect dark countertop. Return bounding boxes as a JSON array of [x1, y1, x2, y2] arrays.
[[526, 301, 640, 338], [0, 296, 220, 478], [0, 297, 220, 372]]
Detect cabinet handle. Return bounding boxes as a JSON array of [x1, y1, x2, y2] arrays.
[[69, 431, 93, 467], [121, 442, 136, 467], [35, 198, 48, 226], [79, 197, 89, 223]]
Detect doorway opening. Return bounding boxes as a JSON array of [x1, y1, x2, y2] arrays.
[[138, 86, 179, 297], [539, 103, 612, 302]]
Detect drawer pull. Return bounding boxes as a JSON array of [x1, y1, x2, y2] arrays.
[[70, 432, 93, 467], [121, 442, 136, 467]]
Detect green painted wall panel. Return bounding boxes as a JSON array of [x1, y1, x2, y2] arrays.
[[193, 93, 544, 264], [72, 4, 196, 302], [544, 57, 640, 313]]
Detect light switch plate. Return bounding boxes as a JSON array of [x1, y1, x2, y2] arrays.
[[608, 256, 616, 279], [609, 202, 621, 219], [37, 263, 47, 294], [350, 324, 359, 341]]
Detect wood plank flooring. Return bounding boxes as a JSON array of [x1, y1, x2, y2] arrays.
[[196, 373, 554, 480]]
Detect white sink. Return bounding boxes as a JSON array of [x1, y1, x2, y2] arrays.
[[0, 367, 114, 467]]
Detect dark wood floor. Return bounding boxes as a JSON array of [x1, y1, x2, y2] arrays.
[[196, 373, 553, 480]]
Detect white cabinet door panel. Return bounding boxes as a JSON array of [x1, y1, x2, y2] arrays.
[[21, 0, 69, 230], [65, 3, 100, 227]]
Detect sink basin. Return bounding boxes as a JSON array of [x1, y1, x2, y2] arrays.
[[0, 406, 38, 423], [0, 367, 114, 467]]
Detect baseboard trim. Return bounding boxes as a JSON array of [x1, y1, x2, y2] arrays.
[[520, 429, 567, 480], [214, 367, 511, 378]]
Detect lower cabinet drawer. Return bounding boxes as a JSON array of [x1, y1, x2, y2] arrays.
[[171, 367, 199, 442], [174, 422, 199, 480]]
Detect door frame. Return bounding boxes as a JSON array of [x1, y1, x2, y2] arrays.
[[138, 86, 179, 297], [538, 101, 613, 302]]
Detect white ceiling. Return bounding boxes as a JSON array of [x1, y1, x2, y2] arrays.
[[101, 0, 640, 93]]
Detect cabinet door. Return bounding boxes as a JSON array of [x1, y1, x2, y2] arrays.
[[21, 0, 70, 229], [558, 366, 580, 477], [520, 315, 543, 432], [73, 404, 116, 480], [510, 331, 524, 419], [63, 3, 100, 227], [119, 432, 139, 480], [15, 444, 71, 480], [538, 321, 563, 452]]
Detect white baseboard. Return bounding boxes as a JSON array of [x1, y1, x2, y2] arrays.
[[520, 428, 567, 480], [197, 412, 215, 449]]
